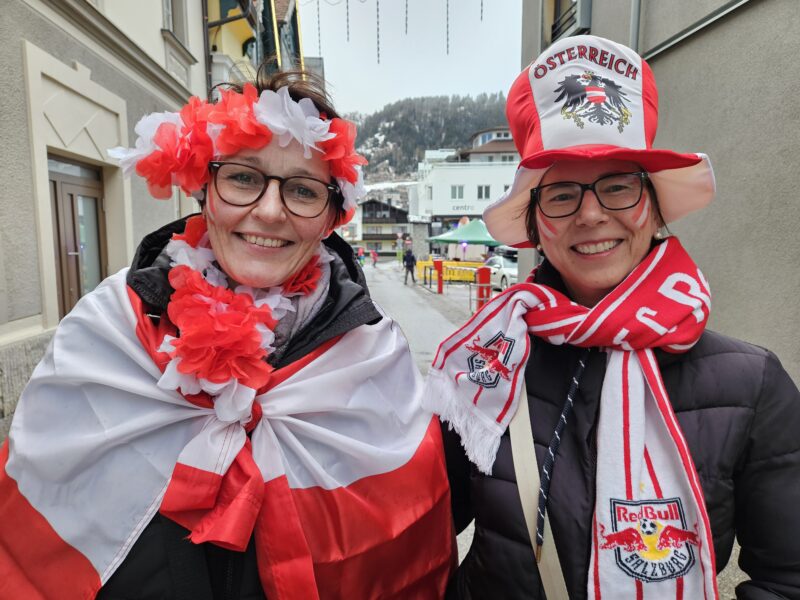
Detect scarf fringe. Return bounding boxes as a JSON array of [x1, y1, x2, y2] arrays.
[[422, 369, 503, 475]]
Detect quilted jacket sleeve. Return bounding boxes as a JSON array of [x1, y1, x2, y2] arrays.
[[440, 422, 474, 535], [735, 351, 800, 600]]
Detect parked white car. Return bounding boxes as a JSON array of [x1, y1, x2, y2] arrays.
[[484, 254, 518, 291]]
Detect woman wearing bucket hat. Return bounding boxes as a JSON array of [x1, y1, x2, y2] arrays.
[[424, 35, 800, 599], [0, 68, 456, 599]]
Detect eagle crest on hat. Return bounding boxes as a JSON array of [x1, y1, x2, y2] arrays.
[[554, 71, 632, 133]]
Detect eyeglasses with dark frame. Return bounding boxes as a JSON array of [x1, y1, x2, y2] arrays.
[[531, 171, 649, 218], [208, 161, 341, 219]]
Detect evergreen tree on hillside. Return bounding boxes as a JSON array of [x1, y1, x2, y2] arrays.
[[354, 93, 507, 179]]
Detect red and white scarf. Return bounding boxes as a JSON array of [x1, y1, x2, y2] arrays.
[[423, 238, 718, 599], [1, 240, 453, 598]]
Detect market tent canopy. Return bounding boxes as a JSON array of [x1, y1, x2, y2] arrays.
[[428, 219, 501, 247]]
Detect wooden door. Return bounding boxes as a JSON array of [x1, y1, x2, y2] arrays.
[[48, 158, 107, 318]]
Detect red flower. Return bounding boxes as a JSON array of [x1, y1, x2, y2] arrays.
[[135, 100, 215, 200], [166, 266, 277, 389], [136, 122, 182, 199], [172, 215, 207, 246], [208, 84, 272, 155], [282, 256, 322, 296], [180, 96, 214, 130], [319, 118, 367, 183], [175, 124, 214, 195]]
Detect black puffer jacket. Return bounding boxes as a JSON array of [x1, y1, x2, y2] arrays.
[[97, 217, 381, 600], [445, 262, 800, 600]]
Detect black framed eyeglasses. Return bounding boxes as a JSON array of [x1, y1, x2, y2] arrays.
[[208, 161, 340, 218], [531, 171, 649, 218]]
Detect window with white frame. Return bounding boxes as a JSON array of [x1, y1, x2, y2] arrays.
[[426, 185, 433, 200], [477, 185, 490, 200], [163, 0, 187, 44], [451, 185, 464, 199]]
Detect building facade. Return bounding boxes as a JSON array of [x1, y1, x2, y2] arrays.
[[413, 130, 520, 238], [0, 0, 214, 437], [0, 0, 308, 438], [520, 0, 799, 385], [359, 200, 410, 256]]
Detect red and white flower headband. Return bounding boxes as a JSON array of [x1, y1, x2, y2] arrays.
[[109, 84, 367, 222]]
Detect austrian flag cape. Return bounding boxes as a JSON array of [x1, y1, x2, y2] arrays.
[[1, 270, 453, 599], [423, 238, 719, 599]]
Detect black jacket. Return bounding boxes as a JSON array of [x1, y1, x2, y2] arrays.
[[445, 261, 800, 600], [98, 217, 381, 600]]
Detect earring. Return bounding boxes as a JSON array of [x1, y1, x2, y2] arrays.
[[654, 230, 664, 240], [535, 243, 543, 252]]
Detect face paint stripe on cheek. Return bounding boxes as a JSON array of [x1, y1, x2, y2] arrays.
[[536, 211, 558, 240], [633, 197, 650, 228], [206, 189, 218, 218]]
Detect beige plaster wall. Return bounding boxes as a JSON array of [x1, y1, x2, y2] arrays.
[[648, 0, 800, 383], [101, 0, 208, 97], [640, 0, 730, 52], [0, 0, 192, 320]]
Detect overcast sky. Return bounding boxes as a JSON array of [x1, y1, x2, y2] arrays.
[[296, 0, 523, 115]]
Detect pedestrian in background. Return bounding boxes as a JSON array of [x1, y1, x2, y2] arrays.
[[370, 247, 378, 267], [1, 67, 455, 599], [403, 248, 417, 285], [425, 35, 800, 599]]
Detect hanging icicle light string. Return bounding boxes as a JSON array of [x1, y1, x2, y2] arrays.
[[300, 0, 490, 64]]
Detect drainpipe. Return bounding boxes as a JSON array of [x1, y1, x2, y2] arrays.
[[202, 0, 212, 95], [629, 0, 641, 52]]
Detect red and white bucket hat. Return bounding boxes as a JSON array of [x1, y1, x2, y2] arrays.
[[484, 35, 716, 247]]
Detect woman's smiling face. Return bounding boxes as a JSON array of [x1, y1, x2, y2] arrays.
[[535, 159, 660, 306], [204, 138, 334, 289]]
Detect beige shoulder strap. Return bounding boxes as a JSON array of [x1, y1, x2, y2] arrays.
[[509, 380, 570, 600]]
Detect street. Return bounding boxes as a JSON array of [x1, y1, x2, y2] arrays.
[[364, 259, 744, 598], [365, 259, 476, 561]]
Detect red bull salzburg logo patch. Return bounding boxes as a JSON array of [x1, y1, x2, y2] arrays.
[[462, 332, 516, 388], [600, 498, 699, 582], [554, 70, 631, 132]]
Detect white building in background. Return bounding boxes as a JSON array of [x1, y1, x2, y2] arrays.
[[412, 129, 520, 238]]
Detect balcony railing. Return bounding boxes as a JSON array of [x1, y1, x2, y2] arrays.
[[361, 233, 404, 241], [362, 215, 408, 224]]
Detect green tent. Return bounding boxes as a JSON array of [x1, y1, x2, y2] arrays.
[[428, 219, 501, 247]]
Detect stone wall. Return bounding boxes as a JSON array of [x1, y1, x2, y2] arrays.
[[0, 333, 53, 441]]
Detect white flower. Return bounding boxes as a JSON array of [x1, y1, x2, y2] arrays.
[[158, 335, 178, 354], [338, 165, 366, 213], [253, 87, 334, 158], [164, 239, 216, 272], [107, 111, 182, 176], [157, 357, 203, 396], [199, 379, 256, 424], [255, 322, 276, 353], [203, 264, 228, 288], [235, 285, 295, 321]]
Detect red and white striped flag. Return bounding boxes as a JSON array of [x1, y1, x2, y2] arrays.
[[1, 270, 454, 599]]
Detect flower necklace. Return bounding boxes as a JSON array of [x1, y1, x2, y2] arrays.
[[156, 215, 328, 422]]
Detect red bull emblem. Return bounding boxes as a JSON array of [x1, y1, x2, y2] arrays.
[[600, 498, 698, 582], [462, 332, 516, 389]]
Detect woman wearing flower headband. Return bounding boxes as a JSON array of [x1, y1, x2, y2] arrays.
[[425, 36, 800, 599], [0, 70, 455, 598]]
